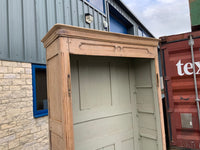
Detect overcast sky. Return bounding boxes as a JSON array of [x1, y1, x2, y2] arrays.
[[121, 0, 191, 38]]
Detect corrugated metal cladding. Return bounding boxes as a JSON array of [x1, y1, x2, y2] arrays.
[[0, 0, 148, 64], [0, 0, 107, 64]]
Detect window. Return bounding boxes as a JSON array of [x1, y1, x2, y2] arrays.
[[109, 5, 133, 34], [138, 28, 143, 37], [138, 28, 150, 37], [143, 32, 150, 37], [109, 14, 128, 34], [87, 0, 105, 12], [32, 64, 48, 118]]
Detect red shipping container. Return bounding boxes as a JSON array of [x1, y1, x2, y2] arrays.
[[160, 31, 200, 149]]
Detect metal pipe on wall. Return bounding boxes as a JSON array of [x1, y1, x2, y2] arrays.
[[188, 35, 200, 129]]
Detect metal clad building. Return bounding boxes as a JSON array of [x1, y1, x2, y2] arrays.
[[0, 0, 155, 149], [0, 0, 153, 64]]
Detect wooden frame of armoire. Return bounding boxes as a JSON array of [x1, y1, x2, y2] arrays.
[[42, 24, 166, 150]]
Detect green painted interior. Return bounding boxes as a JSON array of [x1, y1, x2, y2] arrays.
[[70, 55, 162, 150], [190, 0, 200, 26]]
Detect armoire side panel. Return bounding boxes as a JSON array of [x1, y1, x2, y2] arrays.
[[47, 55, 65, 150]]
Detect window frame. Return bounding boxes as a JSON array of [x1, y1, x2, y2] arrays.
[[138, 27, 150, 37], [32, 64, 48, 118], [86, 0, 105, 13], [108, 4, 133, 35]]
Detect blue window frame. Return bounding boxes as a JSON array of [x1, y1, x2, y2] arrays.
[[109, 14, 128, 34], [109, 4, 132, 34], [86, 0, 105, 12], [138, 28, 143, 37], [138, 28, 150, 37], [32, 64, 48, 118]]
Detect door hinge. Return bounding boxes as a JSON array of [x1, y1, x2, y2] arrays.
[[67, 74, 72, 98], [156, 74, 159, 87]]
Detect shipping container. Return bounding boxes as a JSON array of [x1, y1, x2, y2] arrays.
[[42, 24, 166, 150], [189, 0, 200, 31], [160, 31, 200, 149]]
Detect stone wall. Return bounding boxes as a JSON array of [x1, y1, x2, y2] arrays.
[[0, 60, 49, 150]]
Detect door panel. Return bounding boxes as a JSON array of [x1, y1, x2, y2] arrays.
[[71, 56, 134, 150], [110, 62, 131, 106], [79, 60, 112, 110], [133, 59, 161, 150], [122, 138, 134, 150], [71, 56, 161, 150]]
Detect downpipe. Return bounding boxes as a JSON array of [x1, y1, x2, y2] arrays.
[[189, 35, 200, 129]]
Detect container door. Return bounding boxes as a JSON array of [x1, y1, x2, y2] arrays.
[[161, 36, 200, 149]]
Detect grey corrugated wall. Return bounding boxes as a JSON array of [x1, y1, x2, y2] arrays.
[[0, 0, 150, 64], [0, 0, 107, 64]]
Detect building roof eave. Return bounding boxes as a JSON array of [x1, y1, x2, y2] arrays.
[[114, 0, 155, 38]]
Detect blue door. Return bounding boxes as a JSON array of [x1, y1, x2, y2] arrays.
[[109, 14, 128, 34]]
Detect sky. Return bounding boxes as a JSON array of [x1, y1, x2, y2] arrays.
[[121, 0, 191, 38]]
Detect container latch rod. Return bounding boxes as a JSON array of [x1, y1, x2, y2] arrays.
[[189, 35, 200, 130]]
